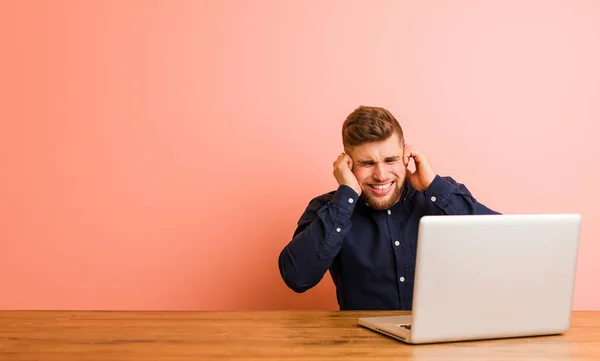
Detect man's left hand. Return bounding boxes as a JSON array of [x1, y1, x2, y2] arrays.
[[403, 145, 437, 192]]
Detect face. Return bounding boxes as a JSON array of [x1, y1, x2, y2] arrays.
[[346, 133, 406, 210]]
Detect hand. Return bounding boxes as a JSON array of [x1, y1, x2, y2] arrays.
[[333, 153, 362, 196], [403, 145, 436, 191]]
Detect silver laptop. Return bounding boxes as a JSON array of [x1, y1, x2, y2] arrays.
[[359, 213, 581, 344]]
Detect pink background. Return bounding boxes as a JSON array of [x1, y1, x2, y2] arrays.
[[1, 1, 598, 310]]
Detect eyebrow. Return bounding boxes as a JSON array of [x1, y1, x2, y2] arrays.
[[356, 156, 401, 165]]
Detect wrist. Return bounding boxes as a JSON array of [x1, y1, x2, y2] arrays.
[[422, 173, 436, 191], [348, 183, 362, 196]]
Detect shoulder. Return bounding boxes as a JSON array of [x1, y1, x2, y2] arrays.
[[306, 190, 336, 208], [439, 175, 461, 185], [421, 174, 474, 197], [293, 190, 337, 231]]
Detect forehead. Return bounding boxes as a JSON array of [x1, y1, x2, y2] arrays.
[[349, 133, 403, 161]]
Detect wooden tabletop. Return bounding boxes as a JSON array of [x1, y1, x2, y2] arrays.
[[1, 310, 599, 360]]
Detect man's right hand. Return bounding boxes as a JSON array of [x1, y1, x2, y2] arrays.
[[333, 153, 362, 196]]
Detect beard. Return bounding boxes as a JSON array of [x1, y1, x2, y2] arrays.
[[360, 180, 404, 211]]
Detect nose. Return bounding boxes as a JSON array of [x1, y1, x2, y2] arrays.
[[373, 163, 388, 181]]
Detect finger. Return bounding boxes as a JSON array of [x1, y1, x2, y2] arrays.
[[406, 146, 424, 166], [333, 153, 345, 167], [346, 154, 354, 171], [403, 145, 412, 166], [410, 148, 424, 168]]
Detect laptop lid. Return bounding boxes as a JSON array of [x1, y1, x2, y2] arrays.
[[409, 214, 581, 344]]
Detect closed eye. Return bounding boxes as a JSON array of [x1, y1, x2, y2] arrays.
[[385, 156, 401, 164], [357, 161, 375, 167]]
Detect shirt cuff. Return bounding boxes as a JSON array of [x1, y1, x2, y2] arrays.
[[423, 175, 455, 208], [331, 184, 359, 213]]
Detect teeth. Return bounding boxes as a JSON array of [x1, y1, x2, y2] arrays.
[[373, 183, 392, 190]]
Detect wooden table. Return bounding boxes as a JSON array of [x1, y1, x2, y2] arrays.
[[1, 311, 599, 360]]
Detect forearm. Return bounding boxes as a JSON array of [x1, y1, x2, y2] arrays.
[[278, 185, 358, 293]]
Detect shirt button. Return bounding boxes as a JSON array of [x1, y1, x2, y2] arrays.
[[348, 198, 354, 204], [387, 210, 391, 215], [394, 241, 400, 246], [336, 227, 341, 233], [431, 196, 437, 202], [400, 277, 405, 282]]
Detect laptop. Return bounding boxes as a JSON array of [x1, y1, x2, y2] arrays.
[[358, 213, 581, 344]]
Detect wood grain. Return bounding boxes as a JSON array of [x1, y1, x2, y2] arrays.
[[1, 311, 599, 360]]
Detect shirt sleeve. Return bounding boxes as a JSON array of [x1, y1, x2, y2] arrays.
[[423, 175, 500, 215], [278, 185, 358, 293]]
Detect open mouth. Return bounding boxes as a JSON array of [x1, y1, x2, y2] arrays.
[[368, 181, 394, 196]]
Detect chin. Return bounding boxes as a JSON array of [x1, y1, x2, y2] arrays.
[[363, 188, 402, 211]]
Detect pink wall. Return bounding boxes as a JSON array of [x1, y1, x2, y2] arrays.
[[1, 1, 598, 310]]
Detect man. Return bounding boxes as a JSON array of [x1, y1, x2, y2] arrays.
[[278, 105, 499, 310]]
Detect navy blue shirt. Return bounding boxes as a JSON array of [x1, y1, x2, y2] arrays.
[[278, 175, 499, 310]]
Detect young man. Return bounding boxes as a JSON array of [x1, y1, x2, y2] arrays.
[[278, 106, 499, 310]]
